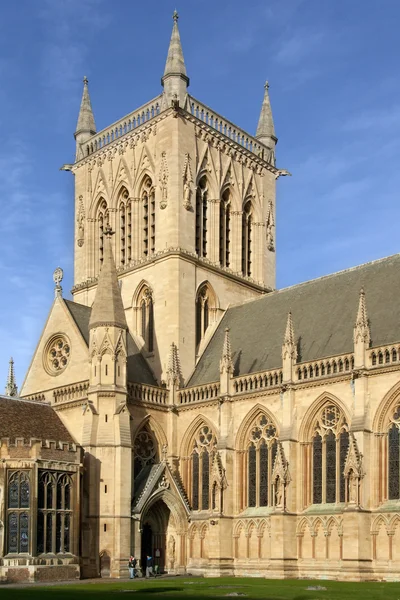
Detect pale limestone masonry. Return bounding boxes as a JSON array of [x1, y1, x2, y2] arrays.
[[2, 12, 399, 584]]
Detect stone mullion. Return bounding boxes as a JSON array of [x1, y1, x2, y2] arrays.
[[208, 199, 220, 263], [231, 211, 243, 273]]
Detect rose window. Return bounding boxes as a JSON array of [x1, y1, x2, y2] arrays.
[[44, 335, 71, 375]]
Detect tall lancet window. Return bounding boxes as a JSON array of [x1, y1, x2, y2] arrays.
[[388, 405, 400, 499], [242, 201, 252, 277], [118, 187, 129, 266], [196, 176, 208, 258], [189, 425, 217, 511], [136, 284, 155, 353], [97, 199, 108, 271], [142, 176, 155, 257], [243, 413, 278, 508], [195, 282, 217, 348], [7, 471, 30, 554], [219, 189, 231, 268], [309, 404, 349, 505]]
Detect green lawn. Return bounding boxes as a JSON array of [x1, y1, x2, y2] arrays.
[[1, 578, 400, 600]]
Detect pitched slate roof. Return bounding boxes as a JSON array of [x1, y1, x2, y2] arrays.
[[0, 395, 75, 443], [189, 254, 400, 386], [64, 300, 157, 386]]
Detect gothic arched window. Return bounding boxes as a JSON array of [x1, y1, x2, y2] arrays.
[[142, 176, 155, 257], [242, 201, 252, 277], [308, 404, 349, 505], [196, 176, 208, 258], [133, 425, 159, 479], [243, 414, 278, 508], [219, 189, 231, 268], [118, 187, 129, 266], [388, 405, 400, 500], [37, 471, 73, 555], [195, 283, 217, 348], [189, 425, 217, 511], [97, 199, 108, 271], [135, 284, 155, 353], [7, 471, 30, 554]]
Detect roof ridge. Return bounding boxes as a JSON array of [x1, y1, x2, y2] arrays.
[[0, 395, 50, 406]]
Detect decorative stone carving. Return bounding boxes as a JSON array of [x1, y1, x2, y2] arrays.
[[167, 535, 176, 570], [44, 334, 71, 376], [77, 196, 85, 247], [271, 442, 290, 510], [266, 200, 275, 251], [344, 433, 364, 506], [182, 153, 193, 210], [159, 151, 169, 209]]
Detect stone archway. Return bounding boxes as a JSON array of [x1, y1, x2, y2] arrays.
[[141, 499, 171, 574]]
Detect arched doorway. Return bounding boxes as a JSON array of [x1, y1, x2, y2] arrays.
[[141, 499, 171, 574]]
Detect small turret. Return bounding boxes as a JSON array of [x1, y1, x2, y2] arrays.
[[256, 81, 277, 165], [75, 76, 96, 162], [282, 311, 297, 383], [220, 328, 234, 395], [5, 357, 18, 397], [161, 11, 189, 107], [353, 287, 370, 368]]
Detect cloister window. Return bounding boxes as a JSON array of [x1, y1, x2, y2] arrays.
[[37, 471, 72, 554], [219, 189, 231, 268], [195, 283, 217, 348], [133, 425, 159, 478], [136, 285, 154, 353], [245, 414, 278, 508], [142, 177, 155, 256], [196, 177, 208, 258], [97, 199, 108, 270], [242, 201, 252, 276], [309, 404, 349, 505], [190, 425, 217, 511], [7, 471, 30, 554]]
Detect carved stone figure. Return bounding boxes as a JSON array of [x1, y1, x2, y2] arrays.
[[349, 471, 358, 504], [275, 477, 283, 507], [183, 180, 192, 210], [167, 535, 176, 570]]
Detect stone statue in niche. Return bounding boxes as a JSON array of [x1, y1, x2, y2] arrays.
[[167, 535, 176, 570], [183, 179, 192, 210], [77, 196, 85, 247], [160, 171, 168, 209], [275, 476, 283, 508], [349, 470, 358, 504]]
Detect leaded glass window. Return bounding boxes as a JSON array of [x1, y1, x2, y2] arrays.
[[190, 425, 217, 511], [310, 404, 349, 505], [388, 406, 400, 499], [37, 471, 73, 555], [7, 471, 31, 554], [245, 414, 278, 508]]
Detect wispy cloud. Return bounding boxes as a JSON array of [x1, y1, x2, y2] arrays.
[[341, 105, 400, 132], [275, 31, 324, 67]]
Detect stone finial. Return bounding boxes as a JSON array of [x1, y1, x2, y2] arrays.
[[220, 328, 234, 375], [89, 230, 128, 331], [161, 10, 189, 103], [53, 266, 63, 299], [282, 311, 297, 360], [166, 342, 182, 388], [256, 80, 277, 150], [5, 357, 18, 397], [354, 287, 370, 345], [75, 76, 96, 137]]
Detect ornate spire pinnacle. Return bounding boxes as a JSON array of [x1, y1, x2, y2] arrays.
[[166, 342, 182, 388], [89, 228, 128, 331], [354, 287, 370, 345], [256, 81, 277, 163], [161, 11, 189, 104], [282, 310, 297, 375], [75, 76, 96, 137], [220, 328, 234, 374], [5, 357, 18, 397]]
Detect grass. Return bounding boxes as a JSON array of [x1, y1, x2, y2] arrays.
[[1, 577, 400, 600]]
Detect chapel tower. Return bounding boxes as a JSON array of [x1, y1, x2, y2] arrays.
[[70, 12, 280, 382]]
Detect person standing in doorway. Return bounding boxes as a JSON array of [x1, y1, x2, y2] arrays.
[[146, 555, 154, 578]]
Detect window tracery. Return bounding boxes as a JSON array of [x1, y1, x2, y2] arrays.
[[44, 335, 71, 376], [190, 425, 217, 511], [142, 176, 155, 256], [388, 404, 400, 500], [37, 471, 72, 555], [7, 471, 30, 554], [118, 187, 129, 266], [219, 189, 231, 268], [309, 404, 349, 505], [97, 199, 108, 270], [242, 201, 252, 276], [135, 285, 154, 353], [196, 176, 208, 258], [245, 414, 278, 508], [133, 426, 159, 478]]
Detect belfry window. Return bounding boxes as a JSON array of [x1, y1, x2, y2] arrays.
[[219, 189, 231, 268], [242, 201, 252, 277], [309, 404, 349, 504], [244, 414, 278, 508], [190, 425, 217, 511], [142, 177, 155, 257], [37, 471, 73, 554], [196, 176, 208, 258], [136, 285, 155, 353], [7, 471, 30, 554]]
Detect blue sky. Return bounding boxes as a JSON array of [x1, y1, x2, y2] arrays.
[[1, 0, 400, 389]]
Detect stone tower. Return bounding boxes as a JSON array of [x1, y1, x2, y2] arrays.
[[69, 12, 279, 383]]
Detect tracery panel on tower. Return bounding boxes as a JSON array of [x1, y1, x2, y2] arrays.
[[141, 176, 155, 257], [118, 186, 130, 266], [196, 176, 208, 258], [306, 403, 349, 506], [242, 200, 253, 277], [219, 189, 231, 268], [97, 199, 109, 273], [134, 283, 155, 353]]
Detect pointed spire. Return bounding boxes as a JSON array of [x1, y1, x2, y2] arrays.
[[256, 82, 277, 163], [282, 311, 297, 359], [354, 287, 370, 344], [166, 342, 182, 388], [89, 227, 128, 331], [161, 11, 189, 105], [220, 328, 234, 374], [5, 357, 18, 397], [75, 76, 96, 137]]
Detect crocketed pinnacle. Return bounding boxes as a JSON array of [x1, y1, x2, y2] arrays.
[[162, 11, 189, 86], [282, 311, 297, 360], [5, 357, 18, 397], [166, 342, 182, 387], [354, 287, 370, 344], [220, 328, 234, 373], [89, 228, 128, 331], [256, 81, 277, 144], [75, 76, 96, 137]]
